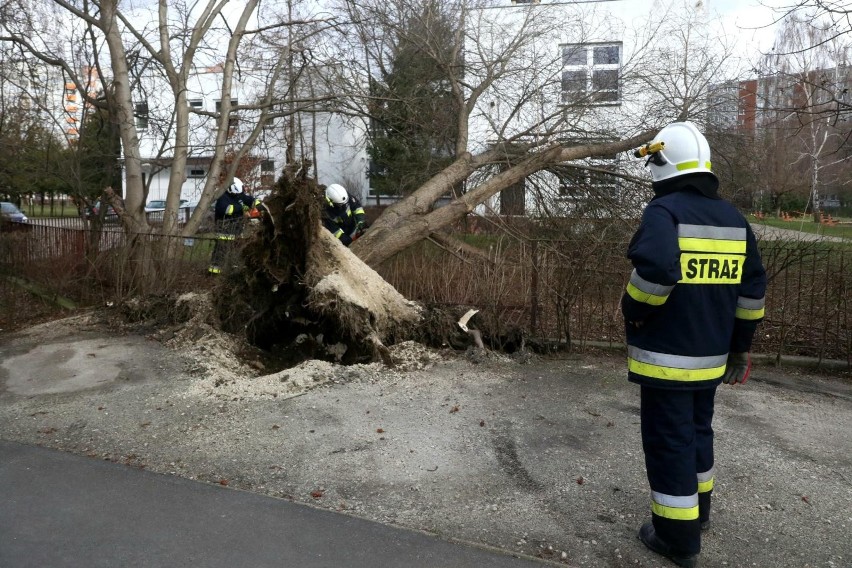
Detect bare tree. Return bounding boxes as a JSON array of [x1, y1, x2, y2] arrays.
[[758, 13, 851, 221], [324, 0, 736, 267], [765, 2, 851, 125], [1, 0, 336, 237]]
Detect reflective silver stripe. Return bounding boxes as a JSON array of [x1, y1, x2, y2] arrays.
[[678, 224, 746, 241], [737, 296, 765, 309], [652, 491, 698, 508], [628, 346, 728, 370], [697, 467, 715, 493], [630, 270, 675, 297], [697, 467, 715, 483]]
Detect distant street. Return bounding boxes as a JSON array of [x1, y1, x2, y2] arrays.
[[751, 222, 848, 242]]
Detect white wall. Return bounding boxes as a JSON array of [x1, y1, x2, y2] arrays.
[[125, 66, 370, 205]]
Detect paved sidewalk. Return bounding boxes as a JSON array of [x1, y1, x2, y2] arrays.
[[0, 441, 549, 568]]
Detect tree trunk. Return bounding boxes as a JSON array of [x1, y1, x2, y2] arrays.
[[351, 132, 654, 268]]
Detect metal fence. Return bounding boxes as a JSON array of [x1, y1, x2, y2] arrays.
[[0, 222, 216, 307], [1, 221, 849, 367], [379, 234, 851, 366]]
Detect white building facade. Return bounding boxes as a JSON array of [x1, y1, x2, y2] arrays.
[[126, 63, 369, 206]]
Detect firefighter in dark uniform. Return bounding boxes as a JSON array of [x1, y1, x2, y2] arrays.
[[208, 177, 260, 275], [622, 122, 767, 567], [322, 183, 367, 246]]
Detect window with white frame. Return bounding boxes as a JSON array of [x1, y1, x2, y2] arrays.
[[187, 168, 206, 178], [561, 43, 621, 105], [188, 99, 203, 109]]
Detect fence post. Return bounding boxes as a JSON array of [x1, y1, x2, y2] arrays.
[[529, 239, 539, 335]]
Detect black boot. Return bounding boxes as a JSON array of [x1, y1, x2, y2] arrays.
[[638, 522, 698, 568]]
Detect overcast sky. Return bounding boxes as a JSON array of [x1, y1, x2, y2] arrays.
[[713, 0, 792, 52]]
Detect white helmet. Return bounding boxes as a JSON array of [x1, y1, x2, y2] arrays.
[[644, 121, 715, 183], [325, 183, 349, 206], [228, 178, 244, 194]]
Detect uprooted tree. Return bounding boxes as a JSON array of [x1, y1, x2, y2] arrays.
[[213, 167, 486, 365]]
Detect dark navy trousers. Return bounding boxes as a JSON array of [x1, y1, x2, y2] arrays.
[[640, 385, 717, 555]]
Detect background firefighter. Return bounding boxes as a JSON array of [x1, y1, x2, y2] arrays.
[[321, 183, 367, 247], [208, 178, 260, 275], [621, 122, 767, 567]]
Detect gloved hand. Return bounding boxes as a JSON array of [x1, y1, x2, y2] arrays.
[[722, 352, 751, 385]]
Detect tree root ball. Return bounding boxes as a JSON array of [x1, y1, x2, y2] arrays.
[[214, 167, 421, 365]]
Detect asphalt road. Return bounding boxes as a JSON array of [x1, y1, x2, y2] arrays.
[[0, 440, 544, 568], [1, 319, 851, 567]]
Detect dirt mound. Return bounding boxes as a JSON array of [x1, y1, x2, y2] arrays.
[[104, 291, 449, 402]]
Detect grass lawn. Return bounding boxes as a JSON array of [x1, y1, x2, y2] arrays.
[[753, 215, 852, 239], [23, 203, 82, 218]]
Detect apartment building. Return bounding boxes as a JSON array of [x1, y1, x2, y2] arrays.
[[465, 0, 731, 217]]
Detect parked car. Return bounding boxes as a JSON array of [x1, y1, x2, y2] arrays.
[[85, 200, 118, 222], [146, 199, 190, 225], [0, 202, 28, 223], [145, 199, 188, 213]]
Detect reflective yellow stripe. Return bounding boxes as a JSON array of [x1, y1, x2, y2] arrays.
[[628, 347, 727, 382], [652, 502, 700, 521], [216, 234, 236, 241], [736, 296, 765, 320], [626, 270, 674, 305], [225, 204, 235, 216], [676, 161, 712, 171], [626, 282, 669, 305], [333, 228, 344, 239], [697, 468, 715, 493], [679, 237, 746, 254], [736, 306, 765, 320], [628, 358, 726, 381], [354, 207, 365, 215], [679, 253, 744, 284]]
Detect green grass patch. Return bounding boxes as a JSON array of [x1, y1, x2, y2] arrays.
[[23, 204, 82, 218]]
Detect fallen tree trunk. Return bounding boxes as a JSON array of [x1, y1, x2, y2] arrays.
[[212, 167, 550, 365]]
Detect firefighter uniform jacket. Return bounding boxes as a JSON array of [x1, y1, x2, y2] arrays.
[[215, 191, 260, 231], [622, 174, 767, 390], [322, 193, 366, 246]]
